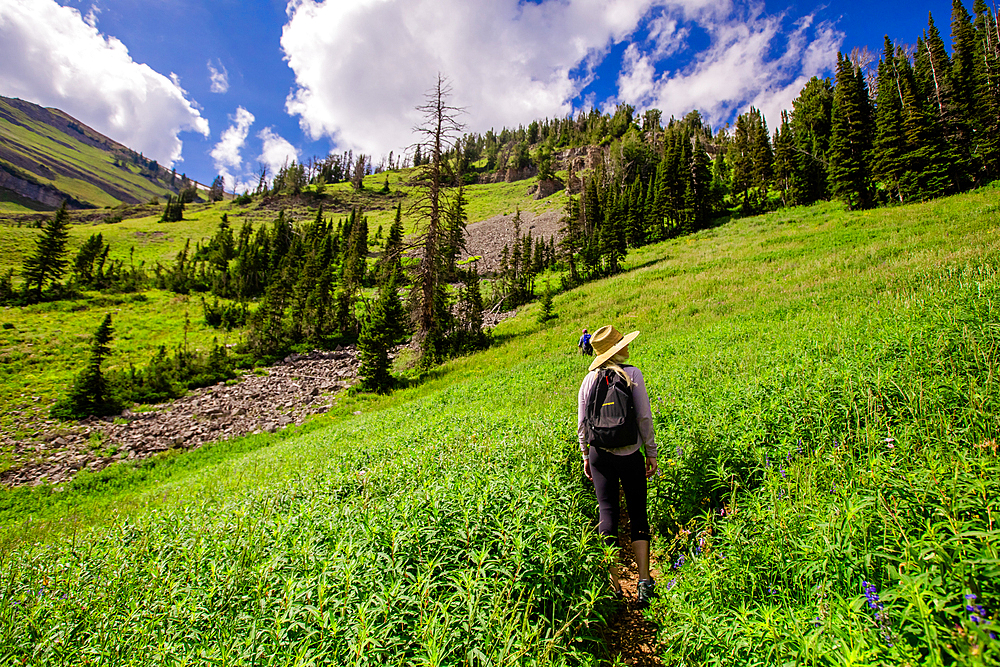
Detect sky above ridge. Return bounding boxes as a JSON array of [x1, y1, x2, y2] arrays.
[[0, 0, 960, 192]]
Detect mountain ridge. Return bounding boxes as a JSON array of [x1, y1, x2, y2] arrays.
[[0, 95, 198, 210]]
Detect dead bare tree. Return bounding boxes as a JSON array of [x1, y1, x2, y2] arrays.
[[408, 74, 465, 362]]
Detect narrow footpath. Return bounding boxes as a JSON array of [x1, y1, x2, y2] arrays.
[[599, 508, 662, 665]]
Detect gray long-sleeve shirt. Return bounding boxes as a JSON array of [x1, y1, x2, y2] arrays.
[[577, 365, 657, 459]]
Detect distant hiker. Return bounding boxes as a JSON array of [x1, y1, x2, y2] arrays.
[[578, 324, 658, 605], [577, 328, 593, 355]]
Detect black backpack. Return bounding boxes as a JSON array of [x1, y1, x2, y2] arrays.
[[583, 368, 638, 448]]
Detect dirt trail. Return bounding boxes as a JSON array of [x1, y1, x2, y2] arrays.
[[593, 501, 662, 666]]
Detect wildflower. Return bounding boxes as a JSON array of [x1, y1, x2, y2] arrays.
[[964, 594, 995, 639], [884, 437, 895, 450], [780, 468, 786, 478], [862, 580, 894, 646], [672, 554, 686, 569], [797, 439, 803, 454], [676, 446, 683, 458], [813, 616, 822, 628], [666, 578, 677, 591]]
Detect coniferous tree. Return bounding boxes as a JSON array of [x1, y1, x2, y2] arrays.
[[357, 275, 400, 393], [873, 36, 909, 203], [790, 76, 834, 203], [689, 137, 714, 228], [899, 65, 955, 200], [453, 260, 487, 352], [22, 202, 71, 299], [160, 195, 184, 222], [73, 233, 109, 288], [559, 193, 582, 283], [829, 52, 875, 210], [410, 74, 464, 365], [972, 0, 1000, 179], [53, 314, 124, 418], [949, 0, 982, 184]]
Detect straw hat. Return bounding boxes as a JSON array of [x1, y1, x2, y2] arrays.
[[588, 325, 640, 372]]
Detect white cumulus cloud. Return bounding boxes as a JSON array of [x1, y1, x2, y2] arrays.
[[280, 0, 842, 156], [615, 7, 842, 133], [208, 59, 229, 94], [0, 0, 209, 166], [281, 0, 678, 159], [210, 106, 255, 193], [258, 126, 299, 179]]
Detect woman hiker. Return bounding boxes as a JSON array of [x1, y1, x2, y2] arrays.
[[578, 324, 658, 604]]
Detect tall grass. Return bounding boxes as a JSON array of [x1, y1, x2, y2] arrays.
[[0, 184, 998, 664]]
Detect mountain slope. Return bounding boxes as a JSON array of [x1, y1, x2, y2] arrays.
[[0, 96, 191, 210]]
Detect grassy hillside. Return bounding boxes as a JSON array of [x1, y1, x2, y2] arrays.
[[1, 183, 998, 664], [0, 96, 186, 212], [0, 169, 561, 440]]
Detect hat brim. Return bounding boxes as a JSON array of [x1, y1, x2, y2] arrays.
[[588, 330, 640, 371]]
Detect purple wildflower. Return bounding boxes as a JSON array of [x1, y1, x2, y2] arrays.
[[862, 581, 894, 646]]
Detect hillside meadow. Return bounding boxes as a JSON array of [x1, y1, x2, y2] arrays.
[[0, 171, 559, 441], [0, 183, 998, 664]]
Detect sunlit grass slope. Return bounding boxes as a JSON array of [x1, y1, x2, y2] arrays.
[[0, 98, 177, 210], [0, 173, 562, 433], [1, 184, 999, 665]]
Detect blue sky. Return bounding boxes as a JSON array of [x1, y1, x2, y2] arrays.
[[0, 0, 959, 192]]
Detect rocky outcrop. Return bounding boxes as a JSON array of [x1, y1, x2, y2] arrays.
[[0, 166, 71, 209], [463, 210, 564, 275], [476, 166, 538, 184], [529, 178, 564, 199], [0, 348, 363, 488]]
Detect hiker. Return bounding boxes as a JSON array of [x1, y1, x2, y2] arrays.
[[578, 324, 658, 604], [577, 328, 593, 355]]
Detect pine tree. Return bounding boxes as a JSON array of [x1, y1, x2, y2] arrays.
[[873, 36, 909, 203], [773, 111, 803, 207], [73, 233, 108, 288], [22, 202, 71, 299], [689, 137, 714, 228], [537, 281, 555, 324], [53, 314, 124, 418], [790, 76, 834, 203], [160, 195, 184, 222], [378, 203, 405, 285], [410, 75, 464, 365], [972, 0, 1000, 179], [357, 276, 399, 394], [915, 15, 952, 121], [559, 193, 582, 283], [949, 0, 982, 182], [829, 52, 875, 210], [454, 261, 487, 352]]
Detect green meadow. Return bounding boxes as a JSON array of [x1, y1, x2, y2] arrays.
[[1, 182, 999, 664], [0, 169, 558, 439]]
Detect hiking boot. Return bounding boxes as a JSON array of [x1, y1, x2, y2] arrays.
[[637, 578, 656, 605]]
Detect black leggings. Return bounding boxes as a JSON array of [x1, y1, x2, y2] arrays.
[[589, 446, 650, 547]]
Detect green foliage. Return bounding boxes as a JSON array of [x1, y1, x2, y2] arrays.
[[2, 184, 1000, 665], [829, 52, 875, 210], [159, 195, 184, 222], [50, 313, 125, 419], [21, 202, 71, 299], [537, 282, 556, 324]]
